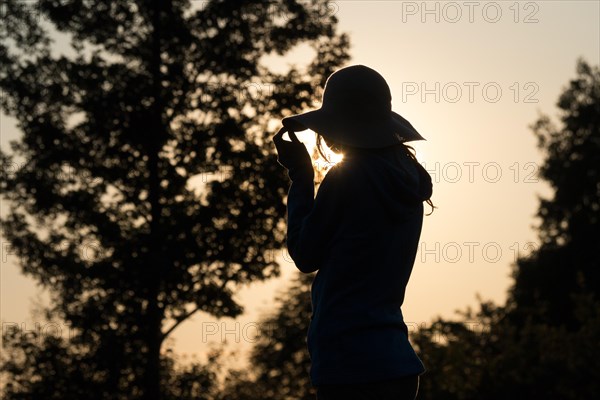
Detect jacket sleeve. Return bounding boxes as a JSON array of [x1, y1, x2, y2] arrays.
[[286, 166, 347, 273]]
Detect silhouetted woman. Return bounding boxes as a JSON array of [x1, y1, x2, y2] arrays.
[[273, 65, 434, 400]]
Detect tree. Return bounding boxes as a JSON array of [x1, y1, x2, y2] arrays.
[[411, 295, 600, 400], [219, 272, 315, 400], [507, 57, 600, 329], [1, 310, 224, 400], [0, 0, 350, 398], [412, 57, 600, 399]]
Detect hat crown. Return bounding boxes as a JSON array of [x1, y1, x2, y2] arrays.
[[280, 64, 425, 149], [322, 65, 392, 117]]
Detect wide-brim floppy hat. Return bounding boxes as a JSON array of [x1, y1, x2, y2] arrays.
[[282, 65, 425, 149]]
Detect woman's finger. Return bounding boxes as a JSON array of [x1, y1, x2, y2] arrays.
[[272, 126, 286, 142], [288, 129, 301, 144]]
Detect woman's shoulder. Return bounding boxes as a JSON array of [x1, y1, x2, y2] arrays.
[[322, 158, 364, 183], [317, 159, 368, 199]]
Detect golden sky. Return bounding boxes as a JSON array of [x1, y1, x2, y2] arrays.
[[1, 1, 599, 373]]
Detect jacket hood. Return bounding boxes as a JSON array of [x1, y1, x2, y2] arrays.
[[342, 145, 433, 219]]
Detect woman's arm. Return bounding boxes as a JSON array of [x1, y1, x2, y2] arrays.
[[272, 127, 346, 273], [286, 166, 346, 273]]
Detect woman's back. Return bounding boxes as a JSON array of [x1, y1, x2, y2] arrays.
[[306, 144, 432, 386]]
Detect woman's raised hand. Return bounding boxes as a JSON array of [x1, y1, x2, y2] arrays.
[[272, 127, 314, 181]]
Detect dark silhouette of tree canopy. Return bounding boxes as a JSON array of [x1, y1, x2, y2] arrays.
[[1, 308, 223, 399], [0, 0, 349, 398], [507, 58, 600, 329], [219, 272, 315, 400], [413, 57, 600, 399]]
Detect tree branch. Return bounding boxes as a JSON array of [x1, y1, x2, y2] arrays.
[[161, 273, 233, 341], [161, 304, 202, 340]]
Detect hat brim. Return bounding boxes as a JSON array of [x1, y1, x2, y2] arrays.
[[281, 108, 425, 149]]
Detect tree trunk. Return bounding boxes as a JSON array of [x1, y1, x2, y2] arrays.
[[142, 1, 165, 399], [143, 277, 163, 400]]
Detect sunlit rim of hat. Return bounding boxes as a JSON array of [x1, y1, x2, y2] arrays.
[[282, 64, 426, 149]]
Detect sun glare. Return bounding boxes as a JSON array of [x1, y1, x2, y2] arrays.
[[324, 148, 345, 164], [289, 129, 345, 180]]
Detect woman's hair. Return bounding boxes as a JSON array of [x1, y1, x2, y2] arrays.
[[315, 132, 436, 216], [315, 133, 347, 161]]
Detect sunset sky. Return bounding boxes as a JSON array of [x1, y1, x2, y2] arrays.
[[1, 0, 599, 375]]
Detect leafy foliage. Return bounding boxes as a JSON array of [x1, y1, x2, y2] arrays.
[[507, 58, 600, 329], [0, 0, 350, 398], [220, 272, 315, 400], [413, 57, 600, 399]]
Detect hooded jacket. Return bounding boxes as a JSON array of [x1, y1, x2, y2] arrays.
[[285, 143, 432, 387]]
